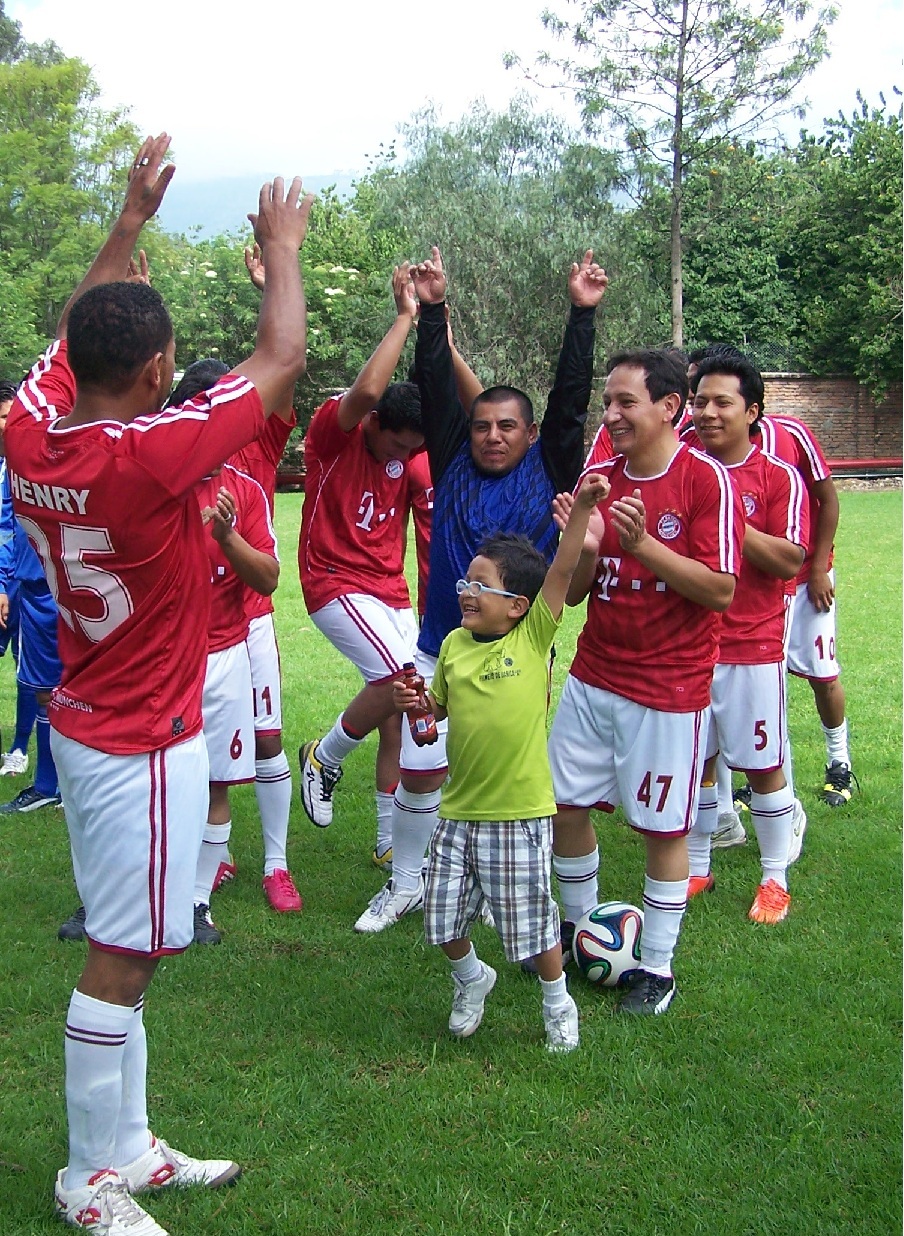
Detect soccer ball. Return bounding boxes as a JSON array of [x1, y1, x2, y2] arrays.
[[572, 901, 644, 987]]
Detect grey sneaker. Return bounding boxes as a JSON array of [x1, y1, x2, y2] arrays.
[[544, 994, 579, 1053], [0, 784, 62, 813], [449, 962, 497, 1037], [192, 903, 222, 945], [58, 905, 87, 941], [299, 740, 343, 827], [711, 811, 747, 849]]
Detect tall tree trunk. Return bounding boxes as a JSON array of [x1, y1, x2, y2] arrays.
[[670, 0, 689, 348]]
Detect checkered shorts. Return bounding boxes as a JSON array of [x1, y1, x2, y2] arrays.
[[424, 816, 560, 962]]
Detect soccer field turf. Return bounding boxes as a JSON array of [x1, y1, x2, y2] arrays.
[[0, 490, 899, 1235]]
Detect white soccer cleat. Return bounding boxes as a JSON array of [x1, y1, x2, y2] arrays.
[[787, 798, 808, 865], [118, 1135, 241, 1193], [55, 1168, 168, 1234], [299, 740, 342, 827], [353, 878, 424, 934], [544, 994, 580, 1053], [449, 962, 497, 1037]]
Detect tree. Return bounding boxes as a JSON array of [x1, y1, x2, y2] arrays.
[[510, 0, 837, 345]]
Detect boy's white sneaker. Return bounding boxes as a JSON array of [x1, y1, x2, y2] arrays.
[[544, 994, 580, 1053], [55, 1169, 168, 1234], [354, 878, 423, 933], [449, 962, 496, 1037], [118, 1134, 241, 1192]]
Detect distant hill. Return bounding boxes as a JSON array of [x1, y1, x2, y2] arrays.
[[156, 172, 358, 239]]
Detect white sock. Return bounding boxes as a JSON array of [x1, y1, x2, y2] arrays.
[[64, 990, 132, 1189], [641, 876, 688, 976], [256, 753, 292, 876], [750, 785, 794, 890], [375, 789, 395, 856], [391, 785, 440, 894], [552, 850, 599, 924], [450, 945, 482, 984], [687, 783, 718, 876], [194, 820, 231, 904], [540, 973, 570, 1015], [317, 713, 365, 768], [781, 736, 796, 797], [715, 756, 733, 816], [113, 998, 151, 1168], [822, 721, 850, 767]]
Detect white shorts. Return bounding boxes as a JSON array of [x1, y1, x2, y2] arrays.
[[311, 593, 419, 684], [52, 730, 209, 956], [548, 675, 708, 836], [786, 573, 841, 681], [203, 642, 255, 783], [706, 661, 786, 773], [399, 648, 450, 777], [247, 613, 282, 735]]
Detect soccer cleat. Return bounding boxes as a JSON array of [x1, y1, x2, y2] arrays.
[[54, 1168, 168, 1234], [616, 969, 676, 1016], [58, 905, 87, 941], [687, 872, 716, 898], [212, 858, 237, 892], [787, 798, 808, 865], [299, 740, 342, 827], [748, 879, 791, 924], [733, 783, 752, 814], [353, 878, 424, 934], [819, 760, 858, 808], [711, 811, 747, 848], [262, 868, 302, 913], [371, 846, 393, 873], [544, 994, 580, 1053], [0, 748, 28, 776], [0, 784, 62, 813], [449, 962, 497, 1037], [118, 1134, 241, 1193], [521, 920, 575, 975], [192, 903, 222, 945]]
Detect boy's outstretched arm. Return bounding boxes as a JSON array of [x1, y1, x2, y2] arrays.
[[542, 473, 609, 620]]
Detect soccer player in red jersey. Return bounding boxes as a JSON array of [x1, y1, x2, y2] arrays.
[[685, 354, 809, 922], [4, 134, 312, 1235], [546, 349, 744, 1015]]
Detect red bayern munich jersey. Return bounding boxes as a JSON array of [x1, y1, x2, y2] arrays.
[[406, 448, 433, 617], [758, 414, 832, 583], [5, 340, 264, 755], [230, 410, 294, 622], [717, 446, 809, 664], [298, 395, 424, 613], [571, 442, 744, 712], [196, 464, 278, 653]]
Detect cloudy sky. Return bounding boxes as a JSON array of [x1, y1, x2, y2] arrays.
[[8, 0, 902, 184]]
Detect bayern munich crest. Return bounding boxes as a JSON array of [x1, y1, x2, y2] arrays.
[[657, 512, 682, 540], [385, 460, 404, 479], [743, 494, 757, 517]]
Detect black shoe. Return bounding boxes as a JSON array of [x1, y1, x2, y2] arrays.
[[819, 760, 859, 807], [193, 902, 222, 945], [733, 782, 752, 813], [58, 905, 87, 941], [0, 784, 62, 813], [520, 920, 575, 975], [616, 969, 676, 1016]]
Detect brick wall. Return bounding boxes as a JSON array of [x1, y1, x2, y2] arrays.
[[761, 374, 902, 463]]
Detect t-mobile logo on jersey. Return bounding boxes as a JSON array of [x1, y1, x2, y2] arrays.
[[355, 491, 397, 531]]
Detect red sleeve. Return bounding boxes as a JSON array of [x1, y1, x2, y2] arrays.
[[584, 423, 615, 467], [230, 468, 278, 559], [407, 450, 434, 617], [306, 396, 353, 461]]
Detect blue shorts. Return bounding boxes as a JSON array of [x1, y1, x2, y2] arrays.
[[0, 579, 20, 660], [17, 581, 61, 691]]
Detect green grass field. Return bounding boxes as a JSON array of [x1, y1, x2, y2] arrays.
[[0, 490, 900, 1236]]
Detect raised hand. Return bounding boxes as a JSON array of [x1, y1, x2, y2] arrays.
[[392, 261, 418, 319], [124, 133, 176, 223], [209, 487, 238, 543], [125, 250, 150, 285], [248, 177, 315, 254], [410, 245, 447, 305], [574, 472, 610, 509], [569, 250, 609, 308], [244, 242, 265, 291]]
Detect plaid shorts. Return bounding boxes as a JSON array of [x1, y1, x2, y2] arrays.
[[424, 816, 560, 962]]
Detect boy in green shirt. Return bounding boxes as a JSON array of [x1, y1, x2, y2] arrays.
[[394, 473, 608, 1052]]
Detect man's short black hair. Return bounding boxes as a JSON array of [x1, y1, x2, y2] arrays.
[[67, 282, 173, 394], [687, 343, 745, 367], [166, 358, 230, 409], [476, 532, 547, 605], [471, 385, 535, 428], [692, 353, 766, 422], [606, 349, 689, 418], [375, 381, 422, 434], [0, 380, 19, 404]]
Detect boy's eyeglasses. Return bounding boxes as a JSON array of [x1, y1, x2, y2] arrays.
[[456, 578, 519, 599]]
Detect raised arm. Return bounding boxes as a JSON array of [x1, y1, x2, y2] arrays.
[[57, 133, 176, 340], [232, 177, 314, 416], [411, 246, 469, 481], [542, 474, 610, 620], [539, 250, 608, 493], [207, 488, 279, 596], [337, 263, 418, 430]]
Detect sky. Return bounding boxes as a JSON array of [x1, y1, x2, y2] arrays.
[[7, 0, 903, 185]]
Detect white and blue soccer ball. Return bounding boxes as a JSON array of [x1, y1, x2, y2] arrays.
[[572, 901, 644, 987]]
